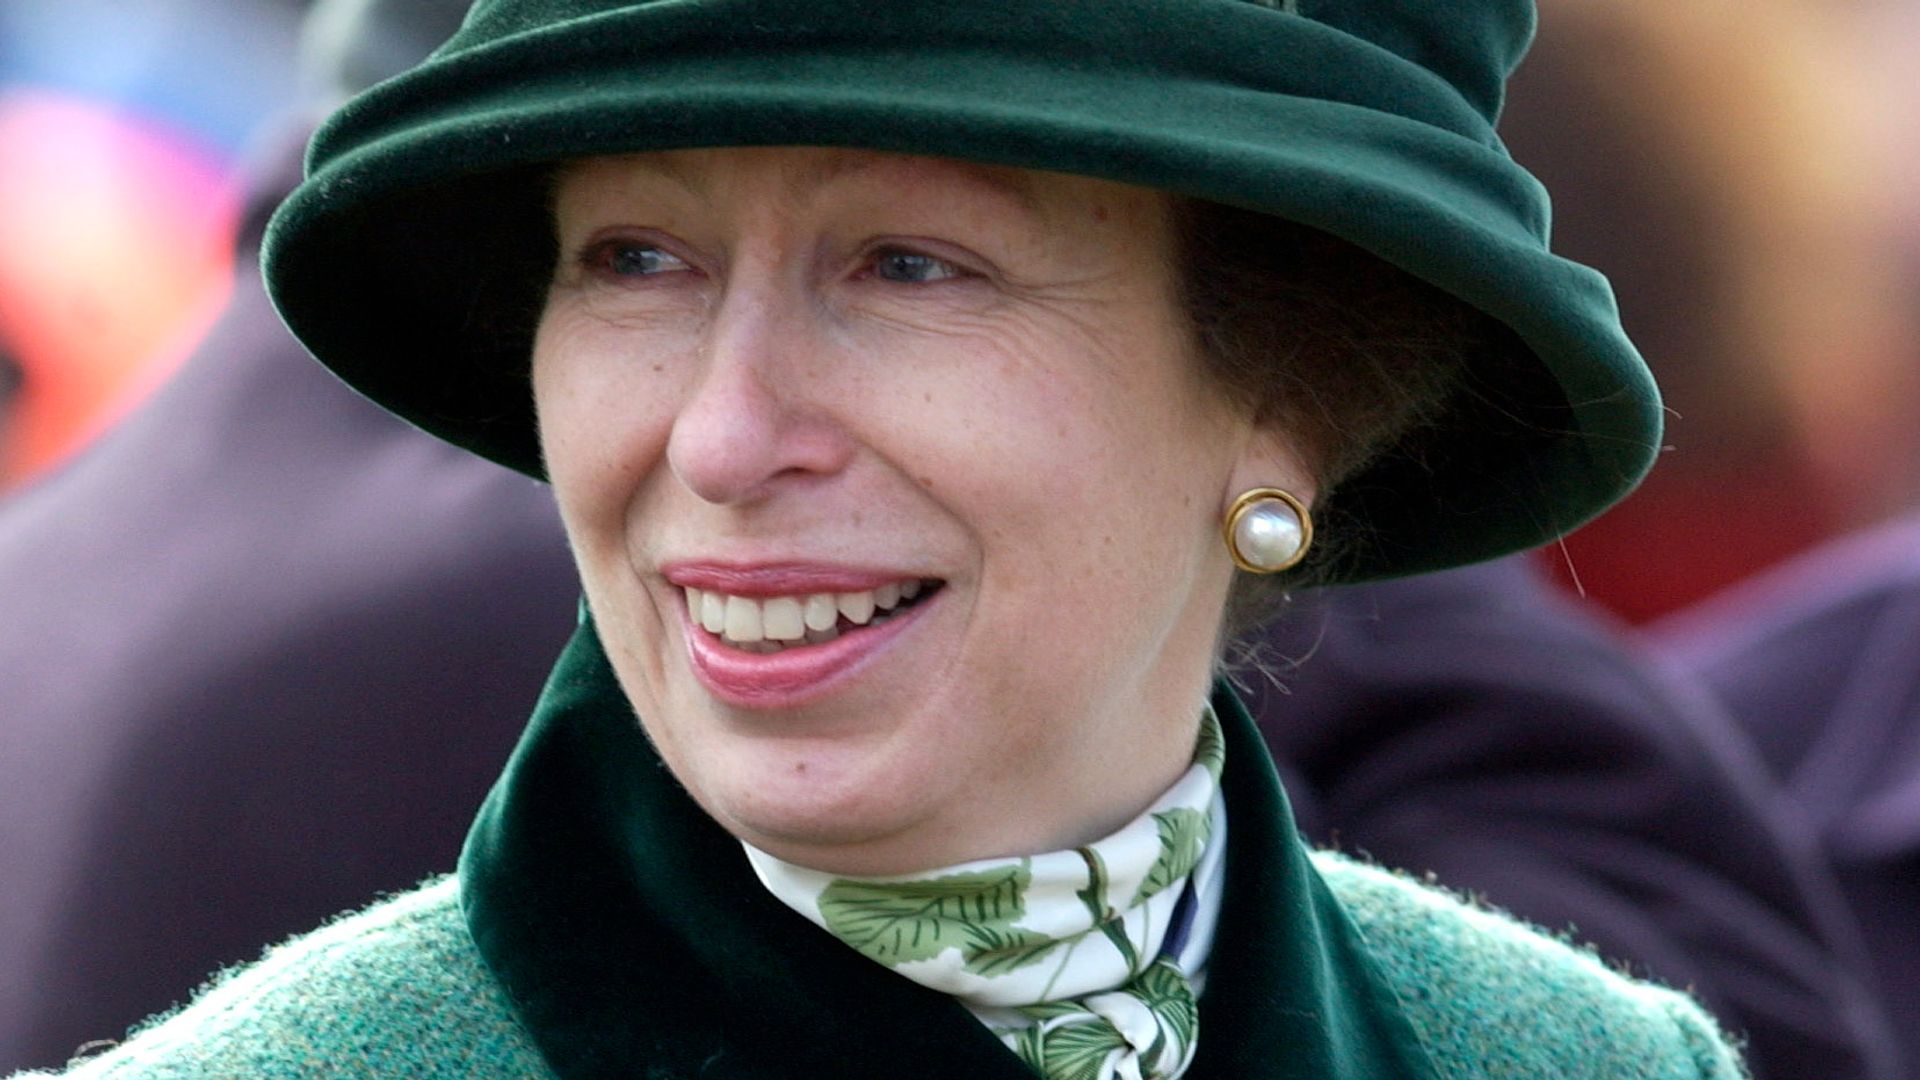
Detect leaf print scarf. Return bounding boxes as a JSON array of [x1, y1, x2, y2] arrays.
[[745, 706, 1229, 1080]]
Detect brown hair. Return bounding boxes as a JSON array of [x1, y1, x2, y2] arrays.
[[1174, 198, 1510, 637]]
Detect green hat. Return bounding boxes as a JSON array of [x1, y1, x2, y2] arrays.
[[262, 0, 1659, 583]]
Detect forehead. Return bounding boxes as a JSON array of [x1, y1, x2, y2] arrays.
[[551, 146, 1135, 226]]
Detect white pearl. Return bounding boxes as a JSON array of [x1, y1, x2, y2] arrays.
[[1234, 498, 1304, 570]]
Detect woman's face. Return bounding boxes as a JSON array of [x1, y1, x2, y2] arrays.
[[534, 147, 1310, 875]]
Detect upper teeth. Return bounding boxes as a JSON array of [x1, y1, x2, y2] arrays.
[[684, 580, 923, 646]]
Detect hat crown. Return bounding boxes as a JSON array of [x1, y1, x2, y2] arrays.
[[444, 0, 1534, 126], [1295, 0, 1534, 122]]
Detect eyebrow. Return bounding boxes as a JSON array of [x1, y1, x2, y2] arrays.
[[792, 152, 1047, 219], [598, 152, 706, 200], [559, 147, 1053, 225]]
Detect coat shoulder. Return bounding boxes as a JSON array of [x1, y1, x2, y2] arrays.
[[1311, 851, 1749, 1079], [8, 877, 550, 1079]]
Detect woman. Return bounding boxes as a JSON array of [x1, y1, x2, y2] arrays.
[[16, 1, 1746, 1077]]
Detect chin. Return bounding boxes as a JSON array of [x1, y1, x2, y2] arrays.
[[695, 744, 951, 872]]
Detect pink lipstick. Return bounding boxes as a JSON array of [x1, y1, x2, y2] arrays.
[[664, 562, 941, 709]]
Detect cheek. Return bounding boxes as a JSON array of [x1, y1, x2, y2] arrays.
[[928, 326, 1223, 516], [531, 309, 681, 543], [901, 329, 1226, 614]]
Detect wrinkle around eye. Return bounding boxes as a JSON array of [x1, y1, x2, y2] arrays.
[[539, 281, 713, 348], [835, 281, 1158, 365]]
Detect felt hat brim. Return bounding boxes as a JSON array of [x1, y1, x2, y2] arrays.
[[263, 0, 1659, 582]]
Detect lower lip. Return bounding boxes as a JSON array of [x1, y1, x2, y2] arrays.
[[680, 593, 935, 709]]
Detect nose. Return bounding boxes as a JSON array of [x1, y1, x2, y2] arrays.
[[666, 283, 855, 506]]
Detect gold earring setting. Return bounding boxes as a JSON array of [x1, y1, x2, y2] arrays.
[[1224, 487, 1312, 574]]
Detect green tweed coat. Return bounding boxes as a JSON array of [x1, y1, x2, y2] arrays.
[[15, 620, 1747, 1079]]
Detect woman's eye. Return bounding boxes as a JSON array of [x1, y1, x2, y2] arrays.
[[583, 240, 690, 278], [871, 250, 964, 284]]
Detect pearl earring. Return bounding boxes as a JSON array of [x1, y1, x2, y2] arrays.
[[1223, 487, 1313, 574]]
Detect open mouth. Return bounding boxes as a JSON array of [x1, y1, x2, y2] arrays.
[[682, 579, 945, 654]]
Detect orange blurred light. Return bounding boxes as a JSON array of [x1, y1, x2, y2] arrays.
[[0, 88, 239, 487]]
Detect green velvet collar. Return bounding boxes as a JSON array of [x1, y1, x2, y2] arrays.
[[458, 612, 1439, 1078]]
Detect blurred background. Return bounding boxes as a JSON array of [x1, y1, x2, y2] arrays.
[[0, 0, 308, 488], [1505, 0, 1920, 622], [1, 0, 1918, 1075], [2, 0, 1916, 621]]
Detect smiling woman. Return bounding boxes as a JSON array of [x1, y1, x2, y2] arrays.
[[11, 2, 1744, 1079]]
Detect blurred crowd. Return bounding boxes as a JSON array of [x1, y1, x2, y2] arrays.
[[1, 0, 1917, 1076]]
